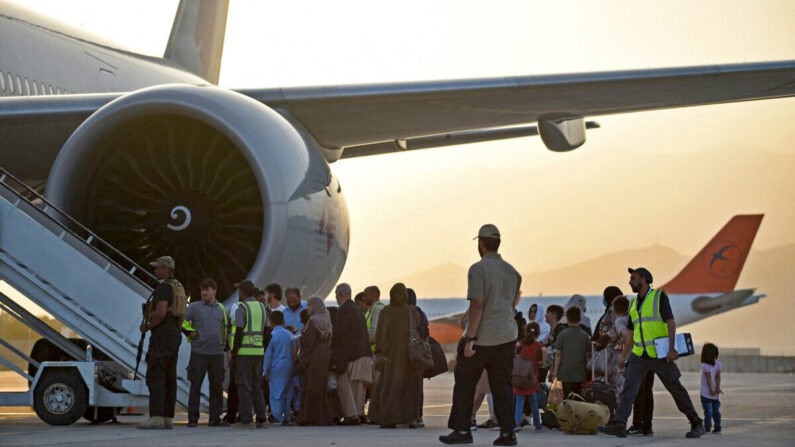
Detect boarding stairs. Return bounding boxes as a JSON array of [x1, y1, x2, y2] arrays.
[[0, 166, 204, 412]]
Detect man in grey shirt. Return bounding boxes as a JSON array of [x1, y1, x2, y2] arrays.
[[183, 278, 230, 427], [441, 224, 521, 446]]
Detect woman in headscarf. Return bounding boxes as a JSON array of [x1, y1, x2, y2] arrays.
[[297, 296, 333, 425], [563, 294, 592, 335], [373, 283, 423, 428], [407, 288, 428, 427], [528, 303, 551, 345]]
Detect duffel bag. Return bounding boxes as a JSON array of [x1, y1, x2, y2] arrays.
[[552, 394, 610, 435]]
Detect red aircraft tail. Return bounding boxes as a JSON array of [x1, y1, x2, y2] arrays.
[[662, 214, 763, 294]]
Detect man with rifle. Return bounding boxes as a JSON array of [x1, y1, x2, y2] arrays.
[[137, 256, 187, 430]]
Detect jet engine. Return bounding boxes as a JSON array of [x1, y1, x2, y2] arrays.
[[45, 84, 349, 299]]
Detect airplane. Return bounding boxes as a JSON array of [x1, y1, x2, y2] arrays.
[[0, 0, 793, 302], [426, 214, 766, 346]]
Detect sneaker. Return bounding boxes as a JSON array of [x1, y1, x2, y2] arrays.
[[136, 416, 165, 430], [597, 423, 628, 438], [712, 427, 722, 434], [535, 426, 543, 431], [417, 419, 425, 428], [512, 426, 522, 433], [255, 421, 269, 429], [627, 425, 642, 435], [234, 422, 255, 429], [187, 421, 198, 428], [470, 419, 478, 431], [439, 430, 473, 445], [493, 432, 518, 446], [686, 421, 706, 438], [208, 420, 230, 427], [520, 419, 529, 427]]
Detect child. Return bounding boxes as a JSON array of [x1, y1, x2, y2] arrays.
[[514, 322, 547, 431], [552, 306, 591, 398], [263, 311, 295, 424], [700, 343, 722, 433]]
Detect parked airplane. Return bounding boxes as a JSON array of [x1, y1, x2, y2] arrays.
[[0, 0, 793, 301], [427, 214, 766, 345]]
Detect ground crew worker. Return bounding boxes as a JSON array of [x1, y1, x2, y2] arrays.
[[230, 280, 269, 429], [138, 256, 186, 430], [441, 224, 521, 446], [224, 299, 240, 423], [598, 267, 705, 439], [183, 278, 229, 427]]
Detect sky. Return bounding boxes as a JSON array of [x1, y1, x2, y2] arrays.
[[8, 0, 795, 292]]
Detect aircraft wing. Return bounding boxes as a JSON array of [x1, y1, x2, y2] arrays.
[[2, 60, 794, 163], [242, 60, 795, 156]]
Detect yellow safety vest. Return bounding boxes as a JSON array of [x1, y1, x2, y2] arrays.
[[629, 289, 668, 358], [365, 301, 384, 353], [238, 300, 266, 356]]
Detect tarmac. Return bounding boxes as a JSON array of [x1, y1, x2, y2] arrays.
[[0, 371, 793, 446]]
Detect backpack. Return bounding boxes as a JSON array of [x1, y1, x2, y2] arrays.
[[512, 343, 538, 390], [165, 278, 188, 318]]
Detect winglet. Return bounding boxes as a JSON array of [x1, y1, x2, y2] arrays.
[[163, 0, 229, 85], [661, 215, 764, 294]]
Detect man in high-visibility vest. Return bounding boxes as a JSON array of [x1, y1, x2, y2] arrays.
[[182, 278, 229, 427], [599, 268, 705, 439], [230, 280, 269, 429]]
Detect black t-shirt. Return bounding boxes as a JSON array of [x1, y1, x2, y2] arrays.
[[148, 281, 182, 355], [626, 289, 674, 331]]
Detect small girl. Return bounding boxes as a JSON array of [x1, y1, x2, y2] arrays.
[[514, 322, 547, 431], [700, 343, 722, 434]]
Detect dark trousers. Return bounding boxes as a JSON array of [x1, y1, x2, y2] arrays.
[[615, 355, 701, 426], [225, 355, 239, 423], [187, 352, 225, 424], [631, 370, 655, 430], [235, 355, 267, 424], [261, 376, 271, 416], [146, 353, 178, 418], [448, 340, 515, 435]]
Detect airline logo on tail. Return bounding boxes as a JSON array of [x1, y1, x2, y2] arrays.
[[706, 243, 742, 278], [662, 214, 763, 294]]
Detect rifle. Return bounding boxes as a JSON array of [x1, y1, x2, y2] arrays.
[[133, 292, 155, 380]]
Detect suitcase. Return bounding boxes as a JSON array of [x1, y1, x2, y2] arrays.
[[582, 342, 618, 421]]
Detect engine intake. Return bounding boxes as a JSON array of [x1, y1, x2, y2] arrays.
[[45, 84, 348, 300]]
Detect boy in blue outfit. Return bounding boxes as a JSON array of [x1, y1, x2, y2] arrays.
[[263, 311, 295, 424]]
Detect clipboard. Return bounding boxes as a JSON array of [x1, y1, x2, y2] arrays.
[[653, 333, 694, 358]]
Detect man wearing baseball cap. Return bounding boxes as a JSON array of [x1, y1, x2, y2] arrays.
[[138, 256, 184, 429], [441, 224, 521, 446], [599, 267, 705, 439]]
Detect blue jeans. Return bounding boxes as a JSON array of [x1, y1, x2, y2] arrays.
[[700, 396, 721, 431], [514, 393, 540, 428]]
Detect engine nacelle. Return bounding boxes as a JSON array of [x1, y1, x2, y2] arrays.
[[46, 84, 349, 300]]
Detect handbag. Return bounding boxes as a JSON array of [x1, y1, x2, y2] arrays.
[[423, 337, 449, 378], [408, 306, 434, 371]]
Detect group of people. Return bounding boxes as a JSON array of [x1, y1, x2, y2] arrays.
[[136, 222, 725, 444], [439, 224, 720, 446], [136, 255, 432, 430]]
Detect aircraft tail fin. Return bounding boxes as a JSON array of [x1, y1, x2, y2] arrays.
[[163, 0, 229, 84], [662, 214, 763, 294]]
